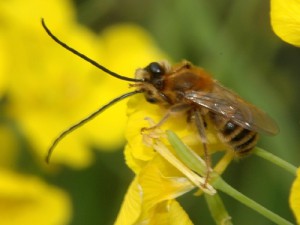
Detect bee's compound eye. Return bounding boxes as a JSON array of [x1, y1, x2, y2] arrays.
[[147, 62, 164, 76]]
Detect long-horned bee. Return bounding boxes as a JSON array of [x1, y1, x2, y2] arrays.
[[42, 19, 279, 168]]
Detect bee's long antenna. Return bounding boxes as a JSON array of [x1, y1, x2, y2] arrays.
[[41, 18, 143, 83], [46, 90, 143, 163]]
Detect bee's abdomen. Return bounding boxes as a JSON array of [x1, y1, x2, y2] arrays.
[[210, 113, 258, 156]]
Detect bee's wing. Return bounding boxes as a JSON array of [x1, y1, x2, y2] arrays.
[[184, 83, 279, 135]]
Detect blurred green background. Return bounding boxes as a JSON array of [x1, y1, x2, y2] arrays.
[[1, 0, 299, 224]]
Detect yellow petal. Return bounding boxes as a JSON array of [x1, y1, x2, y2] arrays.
[[114, 177, 142, 225], [148, 200, 194, 225], [0, 169, 72, 225], [0, 125, 19, 168], [1, 0, 100, 168], [270, 0, 300, 46], [152, 139, 216, 195], [0, 0, 74, 31], [101, 23, 168, 75], [290, 168, 300, 224], [124, 144, 150, 174], [167, 200, 194, 225], [140, 155, 194, 202], [115, 155, 194, 225], [0, 35, 8, 96], [137, 155, 194, 223]]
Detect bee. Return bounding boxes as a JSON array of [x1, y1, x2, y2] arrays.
[[135, 61, 278, 174], [42, 19, 279, 167]]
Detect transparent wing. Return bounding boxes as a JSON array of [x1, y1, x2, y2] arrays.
[[184, 82, 279, 135]]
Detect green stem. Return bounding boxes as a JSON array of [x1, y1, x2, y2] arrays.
[[204, 193, 233, 225], [214, 178, 294, 225], [166, 130, 207, 175], [166, 130, 295, 225], [254, 147, 297, 176]]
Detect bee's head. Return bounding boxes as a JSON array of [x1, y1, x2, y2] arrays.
[[135, 61, 171, 104]]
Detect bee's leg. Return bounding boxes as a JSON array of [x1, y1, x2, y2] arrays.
[[141, 111, 170, 132], [141, 103, 190, 132], [193, 108, 211, 186]]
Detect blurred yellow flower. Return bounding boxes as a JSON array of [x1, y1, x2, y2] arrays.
[[0, 169, 71, 225], [0, 125, 19, 168], [270, 0, 300, 46], [0, 35, 8, 97], [115, 92, 225, 224], [290, 168, 300, 224], [0, 0, 165, 168]]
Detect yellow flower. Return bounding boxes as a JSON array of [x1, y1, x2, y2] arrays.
[[0, 0, 95, 168], [0, 125, 19, 168], [270, 0, 300, 46], [0, 169, 71, 225], [124, 94, 223, 174], [115, 91, 225, 224], [0, 35, 8, 97], [290, 168, 300, 224], [115, 155, 194, 225], [0, 0, 165, 168]]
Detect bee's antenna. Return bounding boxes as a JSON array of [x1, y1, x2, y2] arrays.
[[41, 18, 144, 83], [46, 90, 142, 163]]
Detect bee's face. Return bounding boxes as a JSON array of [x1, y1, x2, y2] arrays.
[[135, 61, 171, 104]]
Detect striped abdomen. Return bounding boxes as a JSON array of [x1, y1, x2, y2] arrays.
[[209, 113, 258, 156]]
